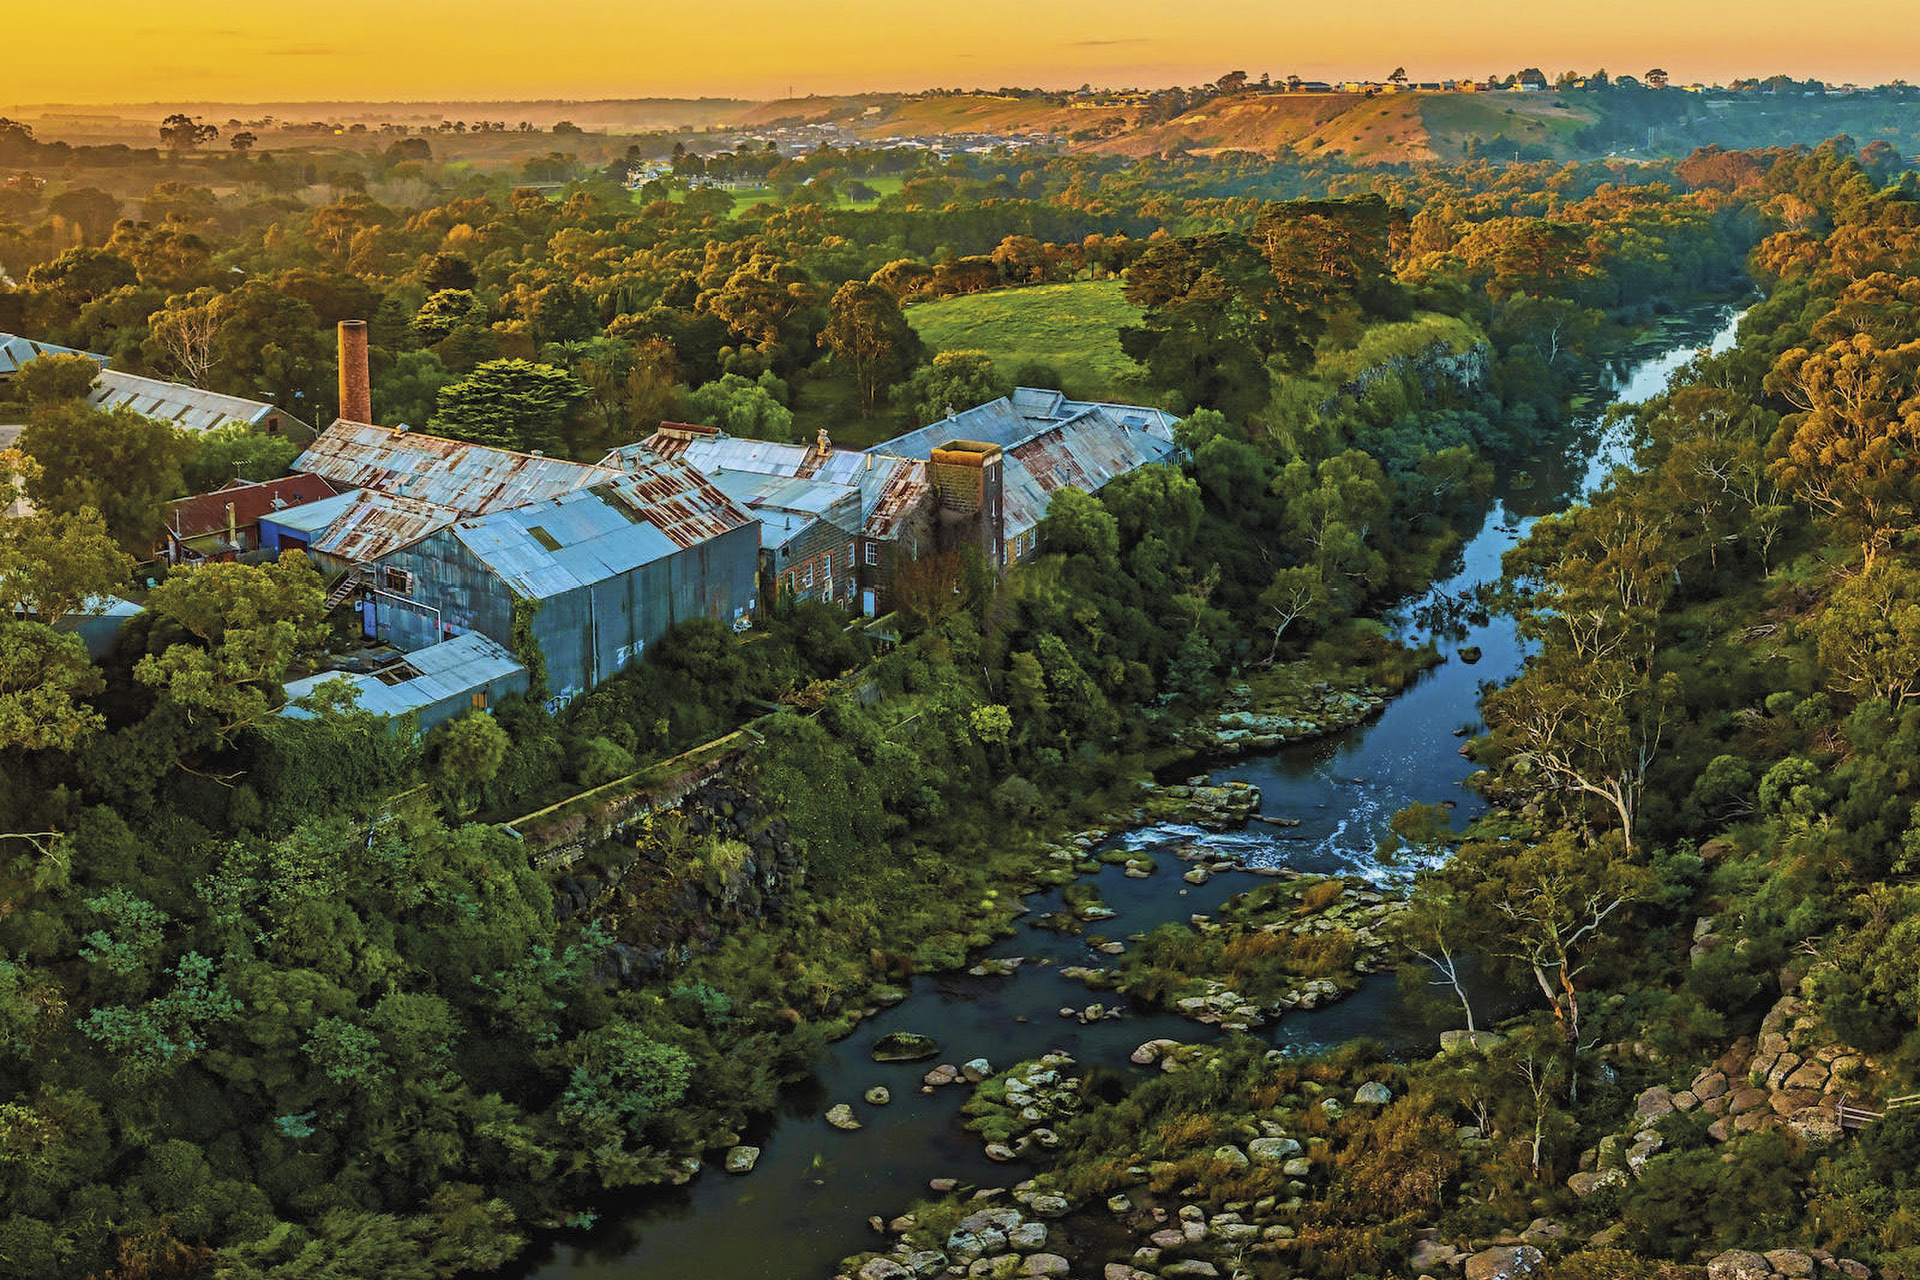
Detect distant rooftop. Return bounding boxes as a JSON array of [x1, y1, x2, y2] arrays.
[[0, 333, 105, 377], [91, 369, 287, 434]]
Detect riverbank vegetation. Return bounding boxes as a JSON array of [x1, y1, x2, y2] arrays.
[[826, 141, 1920, 1280], [0, 129, 1878, 1278]]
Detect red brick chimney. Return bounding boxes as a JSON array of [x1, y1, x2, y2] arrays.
[[337, 319, 371, 424]]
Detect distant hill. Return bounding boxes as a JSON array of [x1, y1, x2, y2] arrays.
[[731, 86, 1920, 167], [0, 98, 754, 134], [11, 87, 1916, 167]]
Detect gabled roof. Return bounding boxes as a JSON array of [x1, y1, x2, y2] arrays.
[[0, 334, 306, 435], [448, 456, 755, 599], [90, 370, 291, 434], [0, 333, 105, 377], [875, 389, 1179, 463], [311, 490, 463, 563], [164, 475, 344, 541], [297, 420, 617, 516], [877, 395, 1181, 539], [995, 410, 1180, 535], [627, 427, 929, 541]]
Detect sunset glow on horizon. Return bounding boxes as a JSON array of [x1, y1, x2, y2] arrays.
[[6, 0, 1920, 106]]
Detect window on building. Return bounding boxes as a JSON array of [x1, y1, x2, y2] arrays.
[[864, 542, 877, 566], [802, 564, 814, 589], [470, 691, 488, 710], [382, 566, 414, 595], [824, 552, 832, 578]]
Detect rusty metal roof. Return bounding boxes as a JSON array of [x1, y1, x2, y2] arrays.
[[298, 420, 618, 516], [602, 456, 756, 550], [703, 470, 862, 552], [311, 490, 463, 562], [165, 475, 344, 540], [628, 429, 928, 541], [450, 456, 753, 599], [999, 408, 1181, 537], [860, 456, 930, 540], [873, 394, 1178, 539]]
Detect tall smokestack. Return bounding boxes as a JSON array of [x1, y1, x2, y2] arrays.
[[337, 320, 371, 424]]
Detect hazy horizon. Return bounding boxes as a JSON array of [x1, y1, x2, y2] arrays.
[[10, 0, 1918, 106]]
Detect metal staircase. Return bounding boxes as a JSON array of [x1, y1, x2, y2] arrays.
[[322, 566, 369, 612]]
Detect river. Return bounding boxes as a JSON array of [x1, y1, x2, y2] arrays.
[[515, 302, 1747, 1280]]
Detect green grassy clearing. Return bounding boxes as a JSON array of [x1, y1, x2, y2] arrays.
[[905, 279, 1150, 402]]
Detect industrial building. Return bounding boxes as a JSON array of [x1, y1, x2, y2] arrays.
[[624, 426, 929, 616], [874, 389, 1182, 569], [158, 475, 345, 565], [284, 415, 760, 712], [631, 390, 1180, 611]]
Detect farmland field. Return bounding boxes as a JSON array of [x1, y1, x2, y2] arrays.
[[904, 279, 1149, 401]]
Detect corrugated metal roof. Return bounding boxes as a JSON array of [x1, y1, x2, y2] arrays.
[[601, 458, 755, 551], [282, 633, 525, 720], [875, 390, 1180, 463], [702, 470, 861, 551], [263, 488, 362, 535], [165, 475, 344, 539], [450, 455, 754, 599], [90, 370, 278, 433], [996, 410, 1181, 536], [0, 333, 105, 377], [297, 420, 618, 516], [630, 429, 928, 541], [312, 490, 462, 562]]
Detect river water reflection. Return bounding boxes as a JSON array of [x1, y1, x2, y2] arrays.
[[517, 303, 1746, 1280]]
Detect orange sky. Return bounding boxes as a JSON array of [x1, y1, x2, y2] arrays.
[[8, 0, 1919, 104]]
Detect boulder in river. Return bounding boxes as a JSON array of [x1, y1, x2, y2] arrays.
[[825, 1103, 861, 1130], [724, 1144, 760, 1173], [873, 1031, 940, 1062], [1464, 1245, 1546, 1280]]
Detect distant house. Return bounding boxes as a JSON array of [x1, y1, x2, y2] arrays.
[[158, 474, 344, 565], [88, 369, 313, 442]]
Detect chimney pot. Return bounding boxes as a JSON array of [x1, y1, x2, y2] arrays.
[[337, 320, 372, 425]]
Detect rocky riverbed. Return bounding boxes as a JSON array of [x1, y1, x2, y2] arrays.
[[1182, 677, 1396, 756]]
